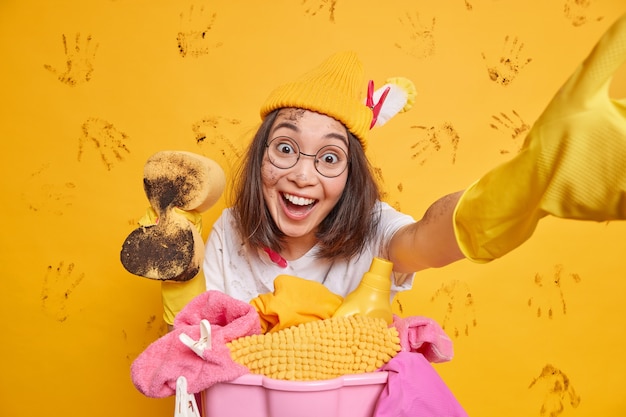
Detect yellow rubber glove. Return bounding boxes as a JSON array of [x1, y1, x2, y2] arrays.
[[139, 207, 207, 326], [249, 275, 343, 334], [455, 13, 626, 262], [161, 275, 206, 326]]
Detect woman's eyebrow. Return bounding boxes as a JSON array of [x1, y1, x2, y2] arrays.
[[271, 121, 299, 133], [325, 132, 349, 145]]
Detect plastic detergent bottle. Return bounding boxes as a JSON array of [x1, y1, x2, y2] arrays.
[[332, 257, 394, 324]]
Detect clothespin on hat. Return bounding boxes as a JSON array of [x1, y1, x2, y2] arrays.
[[367, 76, 417, 128]]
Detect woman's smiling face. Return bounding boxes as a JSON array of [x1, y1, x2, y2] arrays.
[[261, 108, 349, 243]]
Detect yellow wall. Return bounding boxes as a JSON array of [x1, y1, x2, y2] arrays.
[[2, 1, 626, 416]]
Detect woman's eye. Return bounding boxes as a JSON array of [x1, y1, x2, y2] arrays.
[[320, 152, 340, 164], [277, 143, 295, 154]]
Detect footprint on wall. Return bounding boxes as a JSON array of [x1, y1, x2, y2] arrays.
[[394, 11, 436, 60], [44, 33, 99, 86], [527, 264, 581, 319], [41, 261, 85, 322], [430, 280, 478, 338], [529, 364, 581, 417], [409, 122, 460, 166], [489, 109, 530, 155], [301, 0, 337, 23], [481, 35, 532, 86], [77, 117, 130, 171], [177, 4, 223, 58], [563, 0, 604, 27]]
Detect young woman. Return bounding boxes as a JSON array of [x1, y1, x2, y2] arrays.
[[201, 52, 465, 304]]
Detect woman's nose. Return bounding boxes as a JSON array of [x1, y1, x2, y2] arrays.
[[289, 154, 318, 184]]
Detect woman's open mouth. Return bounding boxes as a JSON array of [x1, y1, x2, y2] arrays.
[[282, 192, 317, 216]]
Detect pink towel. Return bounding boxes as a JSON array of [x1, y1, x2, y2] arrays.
[[374, 352, 469, 417], [130, 290, 261, 398], [392, 315, 454, 363]]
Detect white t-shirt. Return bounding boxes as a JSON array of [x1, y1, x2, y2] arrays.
[[202, 201, 416, 302]]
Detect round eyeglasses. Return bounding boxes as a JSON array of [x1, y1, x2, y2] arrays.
[[265, 136, 349, 178]]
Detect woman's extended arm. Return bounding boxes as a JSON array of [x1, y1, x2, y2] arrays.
[[388, 190, 465, 274]]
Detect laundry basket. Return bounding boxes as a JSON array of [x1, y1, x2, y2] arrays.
[[201, 371, 389, 417]]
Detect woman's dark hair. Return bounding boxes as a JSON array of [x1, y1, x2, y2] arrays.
[[230, 109, 381, 260]]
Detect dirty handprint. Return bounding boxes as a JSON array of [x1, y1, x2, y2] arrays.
[[409, 122, 460, 166], [301, 0, 337, 22], [529, 364, 581, 417], [430, 280, 478, 338], [22, 164, 76, 216], [527, 264, 582, 319], [177, 4, 223, 58], [77, 117, 130, 170], [395, 12, 436, 59], [489, 109, 530, 154], [41, 261, 85, 322], [44, 33, 99, 86], [193, 115, 243, 171], [564, 0, 603, 27], [122, 314, 168, 363], [482, 35, 532, 86]]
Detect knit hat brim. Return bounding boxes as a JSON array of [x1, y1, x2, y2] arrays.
[[260, 51, 373, 149]]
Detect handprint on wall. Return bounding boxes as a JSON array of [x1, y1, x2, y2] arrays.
[[370, 165, 402, 211], [482, 35, 532, 86], [529, 364, 581, 417], [177, 4, 223, 58], [393, 183, 403, 211], [527, 264, 582, 319], [395, 12, 436, 59], [301, 0, 337, 22], [371, 166, 389, 201], [122, 315, 168, 363], [193, 115, 243, 171], [44, 33, 99, 86], [77, 117, 130, 170], [489, 109, 530, 154], [409, 122, 460, 166], [430, 280, 478, 338], [21, 164, 76, 216], [41, 261, 85, 322], [563, 0, 603, 27]]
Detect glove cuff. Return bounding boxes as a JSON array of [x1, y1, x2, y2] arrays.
[[161, 274, 206, 325]]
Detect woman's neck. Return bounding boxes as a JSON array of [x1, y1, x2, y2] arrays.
[[280, 234, 318, 261]]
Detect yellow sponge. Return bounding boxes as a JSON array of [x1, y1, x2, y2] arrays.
[[227, 315, 401, 381]]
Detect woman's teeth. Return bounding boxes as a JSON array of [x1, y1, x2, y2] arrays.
[[283, 193, 315, 206]]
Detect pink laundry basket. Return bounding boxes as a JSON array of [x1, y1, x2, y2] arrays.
[[201, 371, 389, 417]]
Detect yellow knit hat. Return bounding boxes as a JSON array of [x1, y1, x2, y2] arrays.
[[260, 51, 374, 147]]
